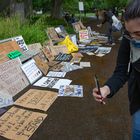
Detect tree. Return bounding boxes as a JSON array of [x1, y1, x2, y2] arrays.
[[10, 0, 32, 20], [51, 0, 63, 19]]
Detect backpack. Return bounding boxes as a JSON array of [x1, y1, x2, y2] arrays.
[[112, 15, 122, 31]]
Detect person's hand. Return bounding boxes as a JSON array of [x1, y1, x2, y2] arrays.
[[97, 24, 102, 28], [92, 85, 110, 104]]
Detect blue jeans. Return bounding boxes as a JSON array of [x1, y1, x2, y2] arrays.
[[132, 109, 140, 140]]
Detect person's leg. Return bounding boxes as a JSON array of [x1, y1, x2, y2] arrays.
[[132, 109, 140, 140], [106, 24, 111, 44], [106, 24, 115, 45]]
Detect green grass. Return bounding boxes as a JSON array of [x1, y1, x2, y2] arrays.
[[0, 13, 91, 45]]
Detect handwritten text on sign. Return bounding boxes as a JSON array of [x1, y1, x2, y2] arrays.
[[0, 107, 47, 140]]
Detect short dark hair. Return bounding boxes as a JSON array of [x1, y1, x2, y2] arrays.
[[124, 0, 140, 21]]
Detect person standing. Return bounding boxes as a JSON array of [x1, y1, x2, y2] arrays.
[[93, 0, 140, 139], [97, 9, 115, 46]]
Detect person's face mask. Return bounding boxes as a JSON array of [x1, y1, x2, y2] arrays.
[[124, 34, 140, 48], [131, 39, 140, 48]]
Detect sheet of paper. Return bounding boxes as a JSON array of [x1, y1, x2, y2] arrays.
[[21, 59, 42, 84], [13, 36, 28, 52], [79, 30, 89, 42], [58, 85, 83, 97], [0, 106, 47, 140], [86, 52, 95, 55], [0, 58, 29, 97], [80, 62, 91, 67], [0, 90, 14, 108], [94, 47, 111, 54], [53, 79, 72, 89], [70, 34, 78, 46], [34, 77, 72, 89], [46, 71, 66, 77], [34, 77, 59, 88], [95, 53, 106, 57], [15, 89, 58, 111]]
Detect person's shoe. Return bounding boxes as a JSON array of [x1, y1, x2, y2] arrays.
[[118, 36, 122, 41], [106, 43, 115, 46], [111, 43, 116, 46]]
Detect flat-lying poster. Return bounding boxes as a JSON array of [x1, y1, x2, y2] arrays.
[[15, 89, 58, 111], [80, 62, 91, 67], [58, 85, 83, 97], [34, 77, 72, 89], [46, 71, 66, 77], [0, 106, 47, 140]]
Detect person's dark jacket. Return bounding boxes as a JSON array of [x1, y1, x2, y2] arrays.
[[102, 10, 113, 25], [105, 36, 140, 115]]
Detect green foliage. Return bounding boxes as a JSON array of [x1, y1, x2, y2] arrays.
[[0, 16, 47, 44], [32, 0, 51, 11], [20, 23, 47, 44], [0, 14, 75, 44], [0, 16, 21, 39]]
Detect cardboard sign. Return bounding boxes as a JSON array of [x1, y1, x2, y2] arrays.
[[50, 45, 69, 56], [46, 27, 61, 42], [0, 40, 21, 64], [42, 46, 55, 61], [0, 106, 47, 140], [0, 58, 29, 97], [0, 36, 28, 52], [34, 54, 49, 75], [15, 89, 58, 111]]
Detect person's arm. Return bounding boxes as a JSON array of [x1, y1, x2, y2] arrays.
[[105, 36, 130, 98], [93, 36, 130, 104]]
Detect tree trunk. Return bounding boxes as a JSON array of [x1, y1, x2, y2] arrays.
[[51, 0, 63, 19], [10, 0, 32, 18], [24, 0, 32, 17]]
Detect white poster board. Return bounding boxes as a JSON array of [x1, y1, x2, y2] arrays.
[[21, 59, 42, 84], [79, 2, 84, 11]]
